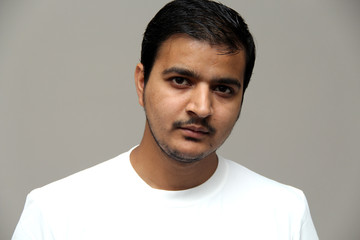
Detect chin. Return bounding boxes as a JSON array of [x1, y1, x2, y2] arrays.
[[163, 144, 215, 164]]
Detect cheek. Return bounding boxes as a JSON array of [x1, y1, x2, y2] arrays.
[[213, 105, 241, 132], [145, 91, 181, 125], [215, 102, 241, 121]]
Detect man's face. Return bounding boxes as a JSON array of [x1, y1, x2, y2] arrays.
[[136, 35, 246, 163]]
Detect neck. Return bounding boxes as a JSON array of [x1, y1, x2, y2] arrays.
[[130, 124, 218, 191]]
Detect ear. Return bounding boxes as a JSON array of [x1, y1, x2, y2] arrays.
[[134, 63, 145, 107]]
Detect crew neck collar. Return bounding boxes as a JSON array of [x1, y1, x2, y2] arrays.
[[125, 147, 228, 207]]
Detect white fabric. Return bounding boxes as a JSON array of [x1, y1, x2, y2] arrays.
[[13, 147, 319, 240]]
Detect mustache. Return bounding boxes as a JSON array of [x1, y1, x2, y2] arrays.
[[172, 118, 216, 135]]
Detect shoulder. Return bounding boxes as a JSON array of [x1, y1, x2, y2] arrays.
[[29, 149, 133, 205], [217, 157, 318, 239], [13, 149, 135, 239], [223, 157, 305, 194], [221, 157, 308, 214]]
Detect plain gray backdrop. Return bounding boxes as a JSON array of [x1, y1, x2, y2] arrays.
[[1, 0, 359, 239]]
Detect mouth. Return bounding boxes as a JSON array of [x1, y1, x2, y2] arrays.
[[180, 125, 210, 134], [178, 125, 211, 140], [173, 119, 216, 140]]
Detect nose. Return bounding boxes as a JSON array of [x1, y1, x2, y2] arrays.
[[185, 85, 213, 118]]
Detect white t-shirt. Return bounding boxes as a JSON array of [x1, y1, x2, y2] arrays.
[[12, 148, 319, 240]]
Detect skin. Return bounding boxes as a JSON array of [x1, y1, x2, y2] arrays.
[[131, 34, 246, 190]]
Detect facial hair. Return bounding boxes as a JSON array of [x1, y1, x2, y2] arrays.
[[142, 86, 240, 164], [146, 115, 216, 164]]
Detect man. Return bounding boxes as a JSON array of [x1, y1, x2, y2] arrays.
[[13, 0, 319, 239]]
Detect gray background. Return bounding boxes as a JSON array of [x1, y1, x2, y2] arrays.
[[1, 0, 359, 239]]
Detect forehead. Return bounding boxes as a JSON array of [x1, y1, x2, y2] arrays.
[[153, 35, 246, 82]]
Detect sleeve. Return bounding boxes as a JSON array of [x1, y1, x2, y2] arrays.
[[299, 193, 319, 240], [12, 190, 55, 240]]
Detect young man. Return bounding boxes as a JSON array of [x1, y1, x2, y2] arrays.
[[13, 0, 318, 239]]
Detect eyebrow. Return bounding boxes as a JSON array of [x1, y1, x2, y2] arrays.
[[162, 67, 200, 79], [162, 66, 242, 89]]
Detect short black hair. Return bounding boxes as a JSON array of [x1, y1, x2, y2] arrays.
[[141, 0, 256, 91]]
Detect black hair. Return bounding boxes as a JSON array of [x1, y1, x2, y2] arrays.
[[141, 0, 256, 91]]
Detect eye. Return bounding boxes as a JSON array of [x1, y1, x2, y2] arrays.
[[171, 77, 191, 87], [214, 85, 234, 96]]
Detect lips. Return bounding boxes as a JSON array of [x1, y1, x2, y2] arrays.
[[179, 125, 210, 139], [173, 119, 216, 139], [181, 125, 210, 134]]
